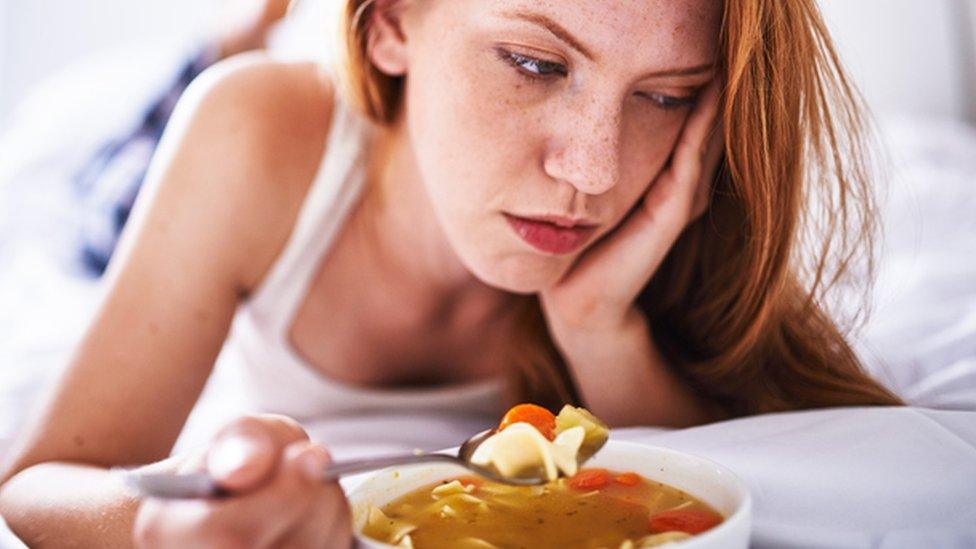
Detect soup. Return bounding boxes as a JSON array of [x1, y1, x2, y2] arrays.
[[361, 469, 724, 548], [363, 403, 724, 547]]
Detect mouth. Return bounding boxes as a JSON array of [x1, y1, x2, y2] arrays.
[[503, 213, 599, 255]]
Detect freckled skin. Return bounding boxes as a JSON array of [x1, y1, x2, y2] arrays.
[[396, 0, 721, 293]]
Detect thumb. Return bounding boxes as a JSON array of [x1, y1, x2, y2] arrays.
[[206, 426, 276, 493]]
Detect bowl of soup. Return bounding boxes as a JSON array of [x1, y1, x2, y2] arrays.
[[348, 440, 751, 548]]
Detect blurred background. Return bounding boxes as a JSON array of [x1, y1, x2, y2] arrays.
[[1, 0, 975, 472], [0, 0, 206, 124]]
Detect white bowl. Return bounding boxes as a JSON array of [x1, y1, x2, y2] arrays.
[[348, 440, 752, 548]]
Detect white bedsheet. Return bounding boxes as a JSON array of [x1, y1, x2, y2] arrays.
[[617, 407, 976, 548], [853, 116, 976, 413]]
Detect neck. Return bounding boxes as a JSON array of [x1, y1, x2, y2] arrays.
[[353, 116, 516, 325]]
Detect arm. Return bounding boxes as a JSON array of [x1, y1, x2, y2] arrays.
[[0, 54, 332, 547], [538, 78, 726, 429], [548, 309, 720, 428]]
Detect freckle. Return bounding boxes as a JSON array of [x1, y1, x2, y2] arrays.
[[73, 435, 85, 447], [148, 322, 159, 335], [194, 309, 209, 322]]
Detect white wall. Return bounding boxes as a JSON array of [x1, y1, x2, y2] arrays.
[[818, 0, 974, 121], [0, 0, 212, 125], [962, 0, 976, 122], [0, 2, 7, 116]]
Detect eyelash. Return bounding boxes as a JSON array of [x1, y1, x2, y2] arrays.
[[495, 47, 696, 111]]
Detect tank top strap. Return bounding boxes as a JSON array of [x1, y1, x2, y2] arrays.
[[246, 90, 373, 334]]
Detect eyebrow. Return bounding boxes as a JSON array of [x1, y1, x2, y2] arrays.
[[500, 9, 596, 60], [498, 9, 716, 79]]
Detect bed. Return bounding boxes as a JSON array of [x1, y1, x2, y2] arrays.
[[1, 33, 975, 549]]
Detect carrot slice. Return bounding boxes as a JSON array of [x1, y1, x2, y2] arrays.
[[569, 468, 611, 490], [648, 509, 722, 535], [498, 403, 557, 440], [614, 472, 641, 486]]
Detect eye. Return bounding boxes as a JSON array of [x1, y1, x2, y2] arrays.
[[637, 91, 697, 111], [495, 47, 568, 80]]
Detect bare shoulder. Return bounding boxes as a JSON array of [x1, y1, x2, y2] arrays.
[[183, 51, 335, 145], [149, 52, 337, 292]]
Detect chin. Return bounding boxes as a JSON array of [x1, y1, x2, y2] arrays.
[[462, 249, 571, 295]]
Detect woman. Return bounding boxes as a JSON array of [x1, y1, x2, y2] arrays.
[[0, 0, 902, 546]]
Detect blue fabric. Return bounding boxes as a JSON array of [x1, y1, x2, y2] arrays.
[[75, 45, 218, 275]]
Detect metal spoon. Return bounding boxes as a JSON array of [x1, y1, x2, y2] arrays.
[[119, 429, 548, 500]]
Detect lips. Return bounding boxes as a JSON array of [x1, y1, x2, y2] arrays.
[[504, 213, 598, 255]]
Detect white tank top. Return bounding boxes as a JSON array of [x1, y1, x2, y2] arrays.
[[218, 91, 505, 425]]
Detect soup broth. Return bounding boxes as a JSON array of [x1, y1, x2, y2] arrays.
[[361, 469, 723, 548]]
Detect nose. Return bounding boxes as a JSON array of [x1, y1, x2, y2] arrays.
[[543, 97, 623, 196]]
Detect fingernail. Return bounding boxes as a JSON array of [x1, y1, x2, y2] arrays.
[[207, 434, 268, 480], [299, 445, 330, 482]]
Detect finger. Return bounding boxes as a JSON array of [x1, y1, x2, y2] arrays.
[[206, 414, 309, 493], [138, 441, 326, 548], [691, 119, 725, 220], [556, 83, 724, 306], [273, 445, 353, 549], [671, 76, 723, 185], [204, 441, 335, 548], [641, 76, 723, 228], [134, 436, 331, 549]]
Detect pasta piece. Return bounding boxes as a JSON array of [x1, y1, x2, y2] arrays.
[[362, 506, 416, 545], [456, 494, 486, 505], [634, 531, 693, 546], [551, 425, 586, 476], [469, 423, 586, 481], [431, 480, 475, 498], [425, 492, 488, 517]]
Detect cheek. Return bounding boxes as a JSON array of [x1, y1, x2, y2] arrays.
[[407, 48, 535, 198], [449, 62, 544, 173], [613, 110, 688, 210]]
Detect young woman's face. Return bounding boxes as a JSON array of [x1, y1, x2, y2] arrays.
[[394, 0, 721, 293]]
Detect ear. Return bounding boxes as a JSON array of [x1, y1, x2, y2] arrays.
[[367, 0, 409, 76]]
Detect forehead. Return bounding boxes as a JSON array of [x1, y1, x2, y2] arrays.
[[445, 0, 722, 65]]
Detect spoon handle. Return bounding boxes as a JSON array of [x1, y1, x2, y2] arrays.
[[117, 453, 463, 500], [320, 453, 461, 481]]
